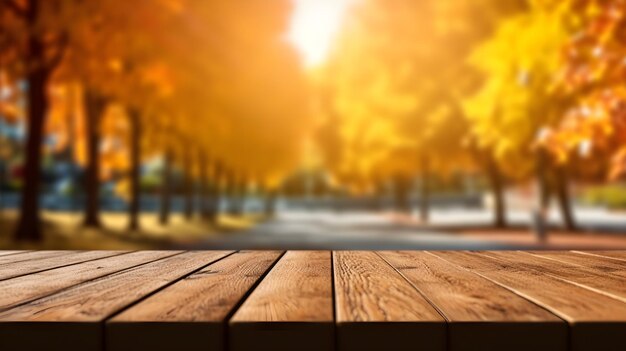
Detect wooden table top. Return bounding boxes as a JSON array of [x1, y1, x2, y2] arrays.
[[0, 250, 625, 351]]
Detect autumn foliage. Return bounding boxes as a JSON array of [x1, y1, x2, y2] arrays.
[[1, 0, 311, 240], [1, 0, 626, 241]]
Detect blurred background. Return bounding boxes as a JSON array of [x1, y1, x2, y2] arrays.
[[1, 0, 626, 250]]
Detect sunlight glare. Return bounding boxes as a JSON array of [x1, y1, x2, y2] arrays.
[[287, 0, 355, 68]]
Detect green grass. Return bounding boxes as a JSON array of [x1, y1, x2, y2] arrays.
[[581, 184, 626, 210]]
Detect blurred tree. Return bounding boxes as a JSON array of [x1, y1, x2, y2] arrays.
[[463, 1, 578, 230], [318, 0, 523, 222], [65, 1, 178, 229], [2, 0, 309, 237], [1, 0, 180, 237], [1, 0, 70, 241], [207, 159, 224, 222], [547, 0, 626, 182]]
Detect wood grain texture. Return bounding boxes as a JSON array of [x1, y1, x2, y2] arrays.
[[530, 251, 626, 274], [491, 251, 626, 302], [380, 251, 566, 351], [434, 251, 626, 351], [0, 250, 625, 351], [0, 250, 126, 281], [0, 250, 75, 266], [107, 250, 282, 351], [381, 251, 560, 322], [577, 251, 626, 262], [334, 251, 444, 351], [0, 251, 231, 351], [230, 251, 333, 351], [0, 251, 179, 311]]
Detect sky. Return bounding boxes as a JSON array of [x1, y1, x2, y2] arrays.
[[286, 0, 355, 68]]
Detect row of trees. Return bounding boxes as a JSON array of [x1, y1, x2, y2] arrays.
[[3, 0, 624, 241], [316, 0, 626, 230], [0, 0, 312, 241]]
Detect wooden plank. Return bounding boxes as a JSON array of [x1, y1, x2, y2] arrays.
[[107, 250, 283, 351], [0, 251, 180, 311], [335, 251, 445, 351], [492, 251, 626, 301], [230, 251, 333, 351], [531, 251, 626, 272], [576, 250, 626, 262], [0, 250, 31, 257], [574, 250, 626, 263], [0, 250, 127, 281], [0, 250, 76, 266], [380, 251, 566, 351], [434, 251, 626, 351], [0, 250, 232, 351]]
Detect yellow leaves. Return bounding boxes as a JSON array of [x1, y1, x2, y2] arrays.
[[462, 1, 576, 178], [316, 0, 518, 188]]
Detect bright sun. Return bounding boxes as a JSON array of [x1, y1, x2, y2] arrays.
[[287, 0, 355, 68]]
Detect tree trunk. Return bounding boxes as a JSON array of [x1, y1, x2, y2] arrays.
[[393, 175, 410, 213], [226, 171, 237, 216], [207, 160, 222, 222], [375, 179, 386, 211], [83, 90, 107, 228], [14, 1, 66, 241], [538, 155, 552, 210], [555, 165, 576, 231], [128, 109, 142, 231], [265, 189, 277, 217], [419, 156, 430, 223], [14, 0, 49, 241], [14, 63, 49, 241], [159, 148, 173, 226], [182, 149, 194, 220], [533, 149, 551, 241], [67, 86, 79, 212], [199, 152, 209, 220], [234, 178, 246, 216], [0, 162, 5, 214], [485, 154, 507, 228]]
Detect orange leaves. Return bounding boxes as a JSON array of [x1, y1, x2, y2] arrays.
[[0, 0, 318, 191], [547, 0, 626, 178], [542, 86, 626, 179], [557, 0, 626, 93], [45, 83, 83, 154], [0, 71, 21, 123], [140, 62, 175, 99], [170, 1, 313, 185], [609, 146, 626, 179]]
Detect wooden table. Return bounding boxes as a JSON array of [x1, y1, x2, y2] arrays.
[[0, 250, 625, 351]]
